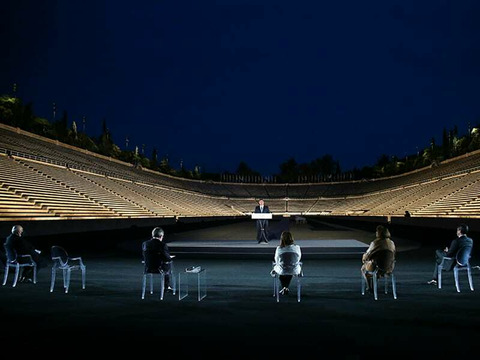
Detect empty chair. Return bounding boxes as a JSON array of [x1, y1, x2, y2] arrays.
[[361, 249, 397, 300], [438, 245, 474, 292], [2, 244, 37, 287], [50, 246, 86, 293], [271, 251, 303, 302]]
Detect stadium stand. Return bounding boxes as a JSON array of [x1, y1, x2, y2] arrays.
[[0, 156, 117, 219], [1, 122, 480, 221], [0, 182, 55, 221]]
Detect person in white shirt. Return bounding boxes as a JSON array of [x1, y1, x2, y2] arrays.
[[271, 231, 302, 295]]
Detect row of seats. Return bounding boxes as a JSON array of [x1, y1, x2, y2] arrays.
[[3, 122, 480, 201], [2, 245, 474, 302], [2, 245, 85, 292], [3, 152, 480, 219], [0, 155, 243, 219]]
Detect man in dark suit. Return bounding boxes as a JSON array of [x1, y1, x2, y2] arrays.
[[142, 227, 175, 291], [428, 223, 474, 285], [4, 225, 45, 282], [254, 199, 270, 244]]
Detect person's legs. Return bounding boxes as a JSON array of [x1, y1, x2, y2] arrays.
[[432, 249, 445, 280], [256, 222, 262, 243], [279, 275, 292, 290], [428, 249, 446, 284], [164, 274, 170, 289], [17, 253, 38, 281], [432, 263, 438, 281], [257, 220, 268, 243], [161, 262, 172, 290], [34, 252, 48, 270], [21, 267, 33, 281], [264, 221, 269, 242], [367, 276, 373, 292], [361, 269, 373, 292], [361, 262, 375, 291]]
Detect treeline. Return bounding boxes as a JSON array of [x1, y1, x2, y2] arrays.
[[1, 93, 480, 183], [0, 94, 184, 176]]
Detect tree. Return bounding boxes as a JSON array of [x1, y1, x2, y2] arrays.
[[0, 95, 25, 127], [236, 161, 260, 177], [442, 127, 450, 158], [76, 132, 99, 153], [452, 136, 467, 156], [310, 154, 337, 177], [98, 118, 119, 157], [31, 117, 52, 136], [193, 164, 201, 179], [21, 102, 35, 129], [0, 95, 17, 125], [159, 155, 173, 174], [53, 110, 69, 141], [468, 126, 480, 152], [72, 120, 78, 137], [278, 157, 299, 183], [150, 147, 158, 169]]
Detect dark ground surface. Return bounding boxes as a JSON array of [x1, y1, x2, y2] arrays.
[[1, 219, 479, 358]]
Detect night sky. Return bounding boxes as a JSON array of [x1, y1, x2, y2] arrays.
[[2, 0, 480, 176]]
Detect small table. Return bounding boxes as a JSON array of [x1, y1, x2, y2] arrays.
[[178, 266, 207, 301]]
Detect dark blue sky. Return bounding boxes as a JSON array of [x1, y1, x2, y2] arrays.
[[2, 0, 480, 175]]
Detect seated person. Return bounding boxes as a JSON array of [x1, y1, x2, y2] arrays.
[[4, 225, 47, 283], [427, 223, 473, 285], [361, 225, 396, 292], [142, 226, 175, 291], [271, 231, 302, 295]]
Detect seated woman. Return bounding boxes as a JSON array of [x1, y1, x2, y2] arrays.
[[271, 231, 302, 295], [361, 225, 396, 292]]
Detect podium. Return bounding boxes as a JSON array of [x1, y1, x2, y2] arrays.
[[251, 213, 272, 220], [252, 213, 272, 243]]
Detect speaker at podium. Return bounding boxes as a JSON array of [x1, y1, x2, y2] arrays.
[[251, 212, 272, 244]]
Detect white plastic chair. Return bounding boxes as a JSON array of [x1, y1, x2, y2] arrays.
[[50, 246, 86, 293], [271, 252, 303, 302], [2, 244, 37, 287], [361, 250, 397, 300], [141, 260, 176, 300], [438, 246, 474, 292]]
